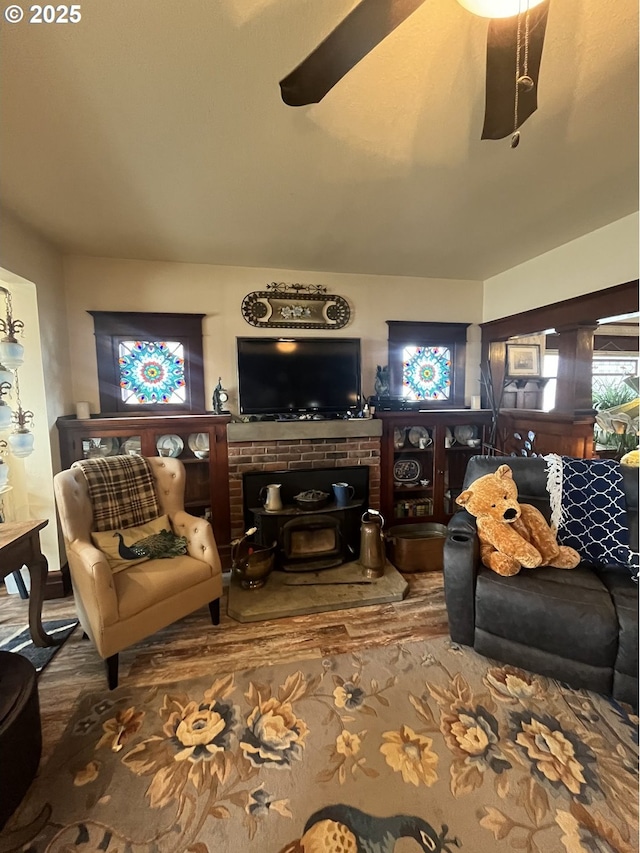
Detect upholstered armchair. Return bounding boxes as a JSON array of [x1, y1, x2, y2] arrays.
[[53, 456, 223, 689]]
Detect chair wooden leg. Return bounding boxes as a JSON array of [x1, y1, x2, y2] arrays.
[[106, 654, 119, 690], [209, 599, 220, 626]]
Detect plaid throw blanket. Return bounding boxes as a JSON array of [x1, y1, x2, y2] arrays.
[[545, 454, 639, 580], [73, 455, 160, 532]]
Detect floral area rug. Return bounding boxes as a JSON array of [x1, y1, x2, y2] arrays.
[[2, 637, 638, 853]]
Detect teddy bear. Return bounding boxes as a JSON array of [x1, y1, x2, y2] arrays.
[[455, 463, 581, 577], [621, 448, 639, 467]]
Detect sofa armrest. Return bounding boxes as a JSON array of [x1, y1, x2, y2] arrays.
[[443, 510, 481, 646], [171, 511, 222, 576]]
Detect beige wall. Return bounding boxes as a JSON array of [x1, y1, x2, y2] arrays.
[[482, 213, 639, 322], [0, 207, 73, 443], [62, 256, 485, 411], [0, 206, 73, 570]]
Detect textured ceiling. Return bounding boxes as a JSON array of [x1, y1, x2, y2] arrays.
[[0, 0, 637, 280]]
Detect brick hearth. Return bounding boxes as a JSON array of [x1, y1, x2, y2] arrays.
[[227, 422, 382, 540]]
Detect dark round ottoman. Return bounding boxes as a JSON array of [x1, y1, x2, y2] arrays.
[[0, 650, 42, 830]]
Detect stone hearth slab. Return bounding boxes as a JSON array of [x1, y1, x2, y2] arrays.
[[227, 560, 408, 623]]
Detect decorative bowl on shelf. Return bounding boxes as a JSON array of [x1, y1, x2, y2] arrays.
[[85, 439, 107, 459], [122, 437, 142, 456], [188, 432, 210, 455], [394, 427, 408, 449], [156, 434, 184, 457], [408, 426, 431, 448], [454, 425, 476, 444], [92, 437, 120, 456], [393, 458, 421, 483], [293, 489, 330, 510]]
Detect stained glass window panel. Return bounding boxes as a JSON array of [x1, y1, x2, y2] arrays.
[[592, 357, 638, 377], [402, 345, 451, 401], [118, 341, 186, 405]]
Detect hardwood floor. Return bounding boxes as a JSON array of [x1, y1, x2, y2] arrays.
[[0, 571, 448, 763]]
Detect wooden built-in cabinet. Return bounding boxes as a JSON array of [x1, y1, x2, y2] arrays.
[[56, 414, 232, 566], [497, 409, 595, 459], [377, 410, 493, 525]]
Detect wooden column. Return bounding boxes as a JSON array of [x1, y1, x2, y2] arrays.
[[552, 323, 598, 415]]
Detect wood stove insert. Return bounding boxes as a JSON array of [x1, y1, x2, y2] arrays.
[[282, 514, 342, 570], [243, 467, 368, 571]]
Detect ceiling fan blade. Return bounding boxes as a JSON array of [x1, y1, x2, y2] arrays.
[[280, 0, 428, 107], [481, 0, 550, 140]]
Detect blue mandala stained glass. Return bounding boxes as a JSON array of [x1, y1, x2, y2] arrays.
[[118, 341, 186, 405], [402, 345, 451, 401]]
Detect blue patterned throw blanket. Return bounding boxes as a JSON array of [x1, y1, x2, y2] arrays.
[[545, 454, 639, 580]]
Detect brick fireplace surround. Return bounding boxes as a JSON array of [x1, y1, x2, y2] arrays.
[[227, 420, 382, 540]]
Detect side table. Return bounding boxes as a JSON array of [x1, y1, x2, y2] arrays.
[[0, 519, 63, 647]]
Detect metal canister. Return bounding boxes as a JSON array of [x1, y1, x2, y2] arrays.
[[359, 509, 386, 579]]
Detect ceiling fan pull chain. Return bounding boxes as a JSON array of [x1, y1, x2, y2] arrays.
[[512, 1, 535, 148], [519, 4, 535, 91], [511, 3, 523, 147]]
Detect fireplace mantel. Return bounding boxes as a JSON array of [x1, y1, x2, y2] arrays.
[[227, 419, 382, 443]]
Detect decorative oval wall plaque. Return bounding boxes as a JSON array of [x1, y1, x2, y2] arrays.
[[241, 283, 351, 329]]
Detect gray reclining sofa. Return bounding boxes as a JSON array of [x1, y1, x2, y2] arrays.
[[444, 455, 638, 709]]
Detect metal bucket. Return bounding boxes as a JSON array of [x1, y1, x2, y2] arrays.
[[232, 540, 277, 589], [386, 523, 448, 573]]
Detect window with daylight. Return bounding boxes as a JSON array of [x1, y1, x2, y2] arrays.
[[387, 321, 468, 408], [90, 312, 205, 414], [592, 355, 639, 388], [542, 353, 639, 412]]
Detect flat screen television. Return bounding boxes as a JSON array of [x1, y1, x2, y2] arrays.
[[237, 337, 362, 415]]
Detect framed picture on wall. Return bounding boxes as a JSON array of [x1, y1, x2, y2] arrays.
[[506, 344, 541, 378]]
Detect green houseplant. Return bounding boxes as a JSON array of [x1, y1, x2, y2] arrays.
[[593, 379, 639, 458]]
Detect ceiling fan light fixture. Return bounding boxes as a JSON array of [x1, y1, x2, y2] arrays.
[[457, 0, 544, 18]]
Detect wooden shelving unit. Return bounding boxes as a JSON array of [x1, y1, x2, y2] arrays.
[[56, 413, 232, 565], [376, 410, 492, 525]]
